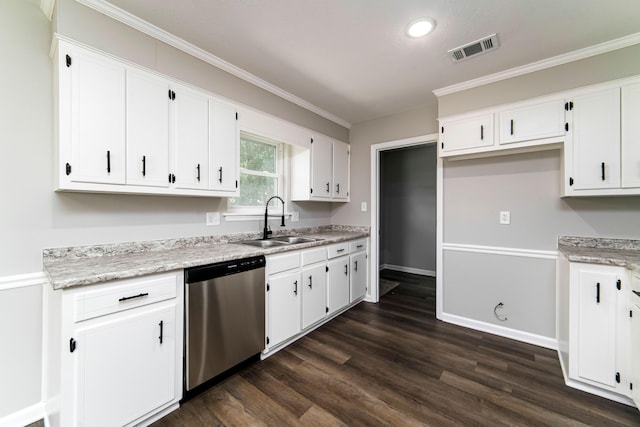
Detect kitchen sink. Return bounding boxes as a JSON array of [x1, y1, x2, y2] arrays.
[[236, 236, 323, 248], [272, 236, 323, 244], [237, 239, 290, 248]]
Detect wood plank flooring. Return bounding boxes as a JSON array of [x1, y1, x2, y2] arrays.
[[153, 270, 640, 426]]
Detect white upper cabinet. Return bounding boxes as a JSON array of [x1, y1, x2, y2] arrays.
[[126, 70, 170, 188], [332, 140, 349, 200], [60, 43, 126, 185], [311, 136, 333, 199], [622, 82, 640, 189], [171, 83, 209, 191], [498, 99, 565, 145], [209, 99, 239, 193], [567, 88, 621, 191], [440, 113, 494, 154], [291, 135, 350, 202], [54, 39, 240, 198]]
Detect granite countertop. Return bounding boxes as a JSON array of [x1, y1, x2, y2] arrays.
[[43, 225, 369, 289], [558, 236, 640, 273]]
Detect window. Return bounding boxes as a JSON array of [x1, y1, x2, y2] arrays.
[[229, 132, 285, 212]]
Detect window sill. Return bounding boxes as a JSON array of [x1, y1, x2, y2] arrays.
[[223, 212, 294, 222]]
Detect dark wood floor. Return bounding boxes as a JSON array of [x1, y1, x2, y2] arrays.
[[154, 270, 640, 426]]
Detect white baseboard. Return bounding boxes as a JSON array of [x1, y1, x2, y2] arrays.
[[379, 264, 435, 277], [441, 312, 558, 350], [0, 401, 47, 427]]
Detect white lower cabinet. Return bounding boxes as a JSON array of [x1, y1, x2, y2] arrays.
[[46, 272, 183, 427], [267, 270, 302, 348], [349, 239, 368, 302], [265, 239, 369, 353], [327, 246, 350, 315], [564, 262, 631, 400]]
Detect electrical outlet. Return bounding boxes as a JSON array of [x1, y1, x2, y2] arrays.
[[361, 202, 367, 212], [291, 211, 299, 222], [206, 212, 220, 226], [499, 211, 511, 225]]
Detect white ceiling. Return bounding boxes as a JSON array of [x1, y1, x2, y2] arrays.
[[97, 0, 640, 127]]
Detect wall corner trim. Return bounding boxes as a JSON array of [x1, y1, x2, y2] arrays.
[[72, 0, 351, 129], [40, 0, 55, 20], [433, 32, 640, 97], [0, 272, 49, 292]]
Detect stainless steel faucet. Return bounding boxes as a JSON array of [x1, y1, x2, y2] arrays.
[[263, 196, 285, 240]]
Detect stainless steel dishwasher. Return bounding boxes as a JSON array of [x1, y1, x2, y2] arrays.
[[184, 256, 265, 392]]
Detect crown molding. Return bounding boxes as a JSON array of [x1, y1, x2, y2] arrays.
[[434, 32, 640, 97], [40, 0, 55, 20], [74, 0, 351, 129]]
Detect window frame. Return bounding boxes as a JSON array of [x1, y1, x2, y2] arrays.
[[226, 131, 288, 216]]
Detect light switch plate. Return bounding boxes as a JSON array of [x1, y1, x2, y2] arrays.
[[361, 202, 367, 212], [499, 211, 511, 225], [206, 212, 220, 226]]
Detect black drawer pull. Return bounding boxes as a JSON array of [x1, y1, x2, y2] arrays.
[[596, 282, 600, 303], [196, 164, 201, 182], [510, 119, 514, 135], [337, 248, 345, 253], [480, 125, 484, 140], [632, 290, 640, 297], [159, 320, 164, 344], [106, 150, 111, 173], [601, 162, 606, 181], [142, 155, 146, 177], [119, 292, 149, 302]]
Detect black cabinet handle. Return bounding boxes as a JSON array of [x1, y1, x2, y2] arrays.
[[326, 182, 330, 193], [344, 264, 348, 275], [69, 338, 76, 353], [196, 164, 201, 182], [632, 290, 640, 297], [336, 183, 340, 194], [308, 275, 313, 289], [118, 292, 149, 302], [293, 280, 298, 295], [480, 125, 484, 140], [218, 167, 223, 183], [142, 155, 146, 177], [601, 162, 606, 181], [107, 150, 111, 173], [357, 244, 364, 249], [596, 282, 600, 303], [510, 119, 514, 135], [159, 320, 164, 344], [354, 260, 358, 272]]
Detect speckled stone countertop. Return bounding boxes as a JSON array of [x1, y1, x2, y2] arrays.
[[43, 225, 369, 289], [558, 236, 640, 273]]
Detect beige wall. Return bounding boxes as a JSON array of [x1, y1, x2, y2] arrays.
[[332, 104, 439, 225]]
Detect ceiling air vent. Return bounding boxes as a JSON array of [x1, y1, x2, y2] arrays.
[[448, 34, 499, 62]]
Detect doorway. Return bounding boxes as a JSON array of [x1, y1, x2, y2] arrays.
[[368, 134, 442, 319]]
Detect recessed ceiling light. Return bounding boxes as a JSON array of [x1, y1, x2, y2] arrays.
[[406, 18, 436, 38]]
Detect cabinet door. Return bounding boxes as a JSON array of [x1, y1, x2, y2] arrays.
[[171, 83, 209, 190], [327, 257, 350, 315], [126, 70, 170, 187], [350, 252, 367, 302], [311, 136, 333, 198], [574, 269, 618, 388], [209, 99, 239, 192], [631, 303, 640, 408], [74, 304, 176, 427], [267, 271, 301, 347], [570, 88, 621, 190], [498, 99, 565, 145], [332, 141, 349, 200], [440, 114, 493, 153], [301, 263, 327, 329], [622, 83, 640, 189], [65, 46, 126, 184]]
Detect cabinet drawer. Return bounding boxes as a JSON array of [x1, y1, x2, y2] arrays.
[[350, 239, 367, 253], [267, 252, 300, 275], [327, 243, 349, 259], [73, 273, 177, 322], [302, 248, 326, 266]]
